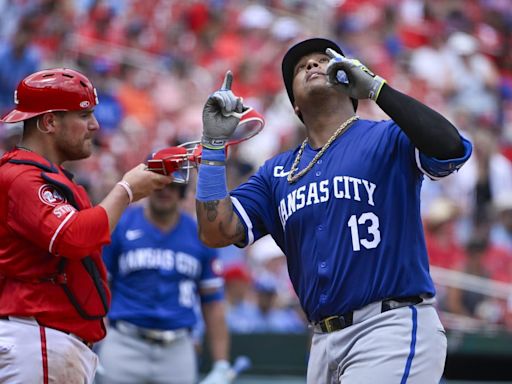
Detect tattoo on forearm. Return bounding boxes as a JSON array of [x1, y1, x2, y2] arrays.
[[196, 198, 245, 243], [202, 200, 219, 222], [217, 206, 245, 242]]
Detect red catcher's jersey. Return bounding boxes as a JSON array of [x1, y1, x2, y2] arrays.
[[0, 149, 111, 342]]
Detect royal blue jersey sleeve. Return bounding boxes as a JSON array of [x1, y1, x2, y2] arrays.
[[230, 162, 282, 247], [416, 136, 472, 179]]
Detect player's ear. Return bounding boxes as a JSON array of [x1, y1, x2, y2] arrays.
[[38, 112, 59, 134]]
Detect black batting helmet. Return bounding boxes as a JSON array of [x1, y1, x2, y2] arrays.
[[281, 38, 358, 114]]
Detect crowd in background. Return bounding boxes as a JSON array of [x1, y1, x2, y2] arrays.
[[1, 0, 512, 333]]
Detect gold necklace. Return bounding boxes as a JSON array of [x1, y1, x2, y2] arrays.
[[287, 115, 359, 184]]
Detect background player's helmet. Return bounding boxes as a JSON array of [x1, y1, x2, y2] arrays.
[[281, 38, 358, 115], [0, 68, 99, 123]]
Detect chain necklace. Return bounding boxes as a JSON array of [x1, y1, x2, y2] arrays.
[[287, 115, 359, 184]]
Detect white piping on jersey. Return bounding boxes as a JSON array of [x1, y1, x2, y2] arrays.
[[231, 196, 255, 245], [49, 210, 76, 254], [199, 277, 224, 289], [415, 148, 442, 181]]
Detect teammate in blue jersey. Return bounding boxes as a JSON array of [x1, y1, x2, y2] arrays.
[[97, 182, 232, 384], [194, 38, 472, 384]]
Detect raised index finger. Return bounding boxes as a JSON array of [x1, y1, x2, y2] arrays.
[[221, 70, 233, 90]]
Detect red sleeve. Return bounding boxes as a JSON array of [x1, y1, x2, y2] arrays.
[[7, 171, 110, 259]]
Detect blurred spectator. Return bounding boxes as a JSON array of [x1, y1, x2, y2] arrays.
[[444, 235, 506, 326], [444, 32, 500, 123], [491, 192, 512, 253], [89, 58, 124, 137], [409, 22, 453, 94], [0, 123, 23, 155], [223, 263, 259, 333], [424, 197, 465, 270], [224, 263, 306, 334], [248, 235, 297, 308], [250, 275, 306, 334], [0, 24, 40, 114]]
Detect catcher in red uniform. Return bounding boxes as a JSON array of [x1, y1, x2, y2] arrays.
[[0, 68, 171, 384]]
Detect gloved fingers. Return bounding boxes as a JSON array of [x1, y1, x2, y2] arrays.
[[220, 97, 244, 118], [211, 91, 238, 113], [325, 48, 343, 60], [326, 60, 350, 85], [235, 97, 244, 113], [220, 70, 233, 91]]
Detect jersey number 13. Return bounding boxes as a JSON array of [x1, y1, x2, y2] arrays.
[[347, 212, 381, 251]]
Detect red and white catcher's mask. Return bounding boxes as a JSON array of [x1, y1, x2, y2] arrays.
[[146, 107, 264, 184]]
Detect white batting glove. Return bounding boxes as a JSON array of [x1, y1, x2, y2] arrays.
[[199, 360, 233, 384], [325, 48, 386, 101]]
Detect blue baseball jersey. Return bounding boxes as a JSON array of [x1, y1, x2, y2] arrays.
[[102, 206, 223, 330], [230, 119, 472, 322]]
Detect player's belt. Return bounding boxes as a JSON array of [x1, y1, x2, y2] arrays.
[[111, 320, 190, 345], [312, 296, 425, 333]]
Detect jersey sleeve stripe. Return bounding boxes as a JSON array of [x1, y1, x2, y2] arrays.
[[414, 148, 443, 180], [230, 196, 255, 245], [49, 210, 76, 254], [199, 277, 224, 289]]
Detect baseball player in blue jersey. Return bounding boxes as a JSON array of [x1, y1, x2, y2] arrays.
[[194, 38, 473, 383], [97, 182, 231, 384]]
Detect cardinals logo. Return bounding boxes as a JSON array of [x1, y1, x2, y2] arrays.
[[38, 184, 66, 206]]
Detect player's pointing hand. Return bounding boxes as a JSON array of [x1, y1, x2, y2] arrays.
[[211, 70, 244, 116], [202, 70, 245, 150]]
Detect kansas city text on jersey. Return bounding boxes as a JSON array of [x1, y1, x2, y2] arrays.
[[277, 174, 377, 228], [119, 248, 200, 277]]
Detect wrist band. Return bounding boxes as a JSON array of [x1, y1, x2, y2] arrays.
[[202, 159, 226, 166], [116, 180, 133, 203], [196, 164, 228, 201], [369, 76, 386, 101], [201, 147, 226, 162]]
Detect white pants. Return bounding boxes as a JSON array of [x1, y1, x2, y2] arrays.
[[307, 301, 447, 384], [0, 317, 98, 384]]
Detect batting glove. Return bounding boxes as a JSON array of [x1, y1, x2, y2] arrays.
[[202, 71, 245, 150], [325, 48, 386, 101], [199, 360, 233, 384]]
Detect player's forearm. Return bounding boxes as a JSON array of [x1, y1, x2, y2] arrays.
[[98, 183, 131, 232], [376, 84, 465, 160], [202, 300, 230, 361], [196, 197, 245, 247]]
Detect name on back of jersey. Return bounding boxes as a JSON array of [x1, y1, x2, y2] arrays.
[[277, 174, 377, 229]]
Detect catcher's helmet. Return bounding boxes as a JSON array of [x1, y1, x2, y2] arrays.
[[281, 38, 358, 113], [1, 68, 99, 123]]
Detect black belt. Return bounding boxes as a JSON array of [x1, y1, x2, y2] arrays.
[[0, 315, 94, 349], [110, 320, 189, 345], [315, 296, 424, 333]]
